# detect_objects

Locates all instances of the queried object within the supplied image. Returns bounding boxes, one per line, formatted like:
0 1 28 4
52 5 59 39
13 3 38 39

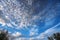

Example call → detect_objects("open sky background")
0 0 60 40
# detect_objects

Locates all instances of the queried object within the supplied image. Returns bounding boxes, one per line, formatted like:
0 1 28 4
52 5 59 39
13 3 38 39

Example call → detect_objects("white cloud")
6 23 11 26
12 32 22 37
29 28 38 36
0 5 4 10
0 0 39 29
0 18 6 26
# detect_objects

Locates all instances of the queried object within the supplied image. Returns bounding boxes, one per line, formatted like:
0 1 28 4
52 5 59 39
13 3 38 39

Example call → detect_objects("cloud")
0 5 4 10
26 0 32 5
0 18 6 26
12 32 22 37
0 0 42 29
29 27 38 36
10 22 60 40
36 23 60 40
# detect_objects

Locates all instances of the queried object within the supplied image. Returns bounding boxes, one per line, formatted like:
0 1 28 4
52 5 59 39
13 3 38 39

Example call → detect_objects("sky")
0 0 60 40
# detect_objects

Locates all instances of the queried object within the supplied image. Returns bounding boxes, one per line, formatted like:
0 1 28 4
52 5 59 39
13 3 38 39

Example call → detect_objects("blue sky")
0 0 60 40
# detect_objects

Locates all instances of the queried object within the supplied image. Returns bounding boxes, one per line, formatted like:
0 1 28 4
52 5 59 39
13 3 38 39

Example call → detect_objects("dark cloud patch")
32 0 48 15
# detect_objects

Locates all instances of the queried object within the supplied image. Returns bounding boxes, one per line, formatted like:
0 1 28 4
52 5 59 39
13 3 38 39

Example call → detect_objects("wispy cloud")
36 23 60 40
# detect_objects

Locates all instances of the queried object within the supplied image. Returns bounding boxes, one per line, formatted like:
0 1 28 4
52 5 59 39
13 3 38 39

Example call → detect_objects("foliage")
0 30 9 40
48 33 60 40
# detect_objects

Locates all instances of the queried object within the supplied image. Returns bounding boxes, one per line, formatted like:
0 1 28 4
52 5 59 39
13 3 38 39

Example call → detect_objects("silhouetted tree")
48 33 60 40
0 30 9 40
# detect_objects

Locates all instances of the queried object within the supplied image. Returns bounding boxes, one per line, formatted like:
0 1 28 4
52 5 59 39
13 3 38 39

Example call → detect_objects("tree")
48 33 60 40
0 30 9 40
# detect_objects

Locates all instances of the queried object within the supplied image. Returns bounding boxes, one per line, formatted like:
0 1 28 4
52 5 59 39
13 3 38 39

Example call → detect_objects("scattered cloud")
12 32 22 37
0 18 6 26
29 27 38 36
0 5 4 10
36 23 60 40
